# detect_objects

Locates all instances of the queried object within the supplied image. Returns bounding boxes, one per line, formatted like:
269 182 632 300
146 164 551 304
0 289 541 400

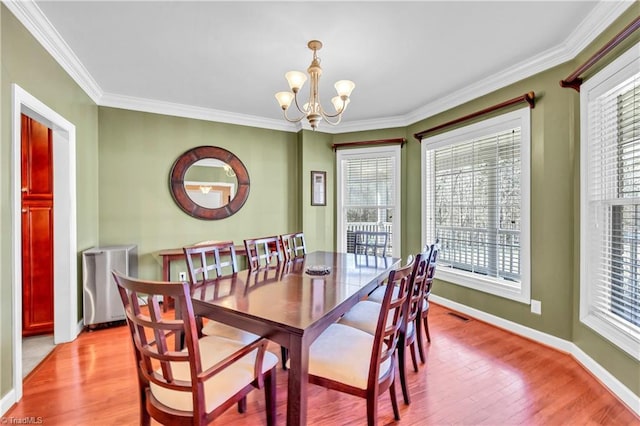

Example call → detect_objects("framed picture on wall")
311 171 326 206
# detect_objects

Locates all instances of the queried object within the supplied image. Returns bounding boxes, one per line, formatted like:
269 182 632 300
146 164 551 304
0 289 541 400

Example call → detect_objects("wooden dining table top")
190 251 398 334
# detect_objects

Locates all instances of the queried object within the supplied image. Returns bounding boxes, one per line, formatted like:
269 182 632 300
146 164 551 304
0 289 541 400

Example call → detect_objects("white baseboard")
1 389 17 417
431 294 640 416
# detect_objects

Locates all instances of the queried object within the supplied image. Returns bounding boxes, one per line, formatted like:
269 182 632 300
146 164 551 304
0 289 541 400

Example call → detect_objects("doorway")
10 85 78 406
21 114 55 337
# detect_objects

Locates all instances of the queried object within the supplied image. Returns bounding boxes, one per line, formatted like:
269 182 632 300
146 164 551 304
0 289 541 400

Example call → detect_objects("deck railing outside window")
346 222 392 254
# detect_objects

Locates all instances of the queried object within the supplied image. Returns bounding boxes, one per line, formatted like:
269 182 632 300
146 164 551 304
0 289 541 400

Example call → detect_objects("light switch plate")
531 299 542 315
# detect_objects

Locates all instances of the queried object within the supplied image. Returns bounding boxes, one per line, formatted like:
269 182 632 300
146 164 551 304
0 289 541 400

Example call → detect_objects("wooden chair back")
368 261 413 391
244 236 284 270
112 271 273 425
404 252 427 336
112 272 205 423
354 231 389 257
183 241 239 283
280 232 307 260
423 239 440 302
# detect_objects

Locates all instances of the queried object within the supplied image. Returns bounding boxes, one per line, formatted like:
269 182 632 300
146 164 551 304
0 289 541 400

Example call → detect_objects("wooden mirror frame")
169 146 250 220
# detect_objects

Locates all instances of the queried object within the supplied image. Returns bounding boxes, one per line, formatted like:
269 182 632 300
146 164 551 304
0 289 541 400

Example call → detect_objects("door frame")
11 84 78 402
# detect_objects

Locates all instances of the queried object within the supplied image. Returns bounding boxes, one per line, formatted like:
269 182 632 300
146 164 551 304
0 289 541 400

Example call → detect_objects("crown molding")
4 0 635 134
99 93 299 132
3 0 103 103
563 0 636 57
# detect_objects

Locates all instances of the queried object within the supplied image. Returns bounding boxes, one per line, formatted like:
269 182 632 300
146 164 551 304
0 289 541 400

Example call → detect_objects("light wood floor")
7 303 638 425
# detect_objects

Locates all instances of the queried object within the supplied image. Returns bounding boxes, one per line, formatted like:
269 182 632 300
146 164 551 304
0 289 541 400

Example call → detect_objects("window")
337 146 401 257
421 108 531 302
580 42 640 360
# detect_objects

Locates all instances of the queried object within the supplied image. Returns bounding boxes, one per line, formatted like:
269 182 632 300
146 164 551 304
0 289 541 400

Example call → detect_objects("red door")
21 114 54 337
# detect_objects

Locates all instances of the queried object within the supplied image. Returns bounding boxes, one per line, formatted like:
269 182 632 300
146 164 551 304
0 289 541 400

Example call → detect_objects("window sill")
436 268 530 304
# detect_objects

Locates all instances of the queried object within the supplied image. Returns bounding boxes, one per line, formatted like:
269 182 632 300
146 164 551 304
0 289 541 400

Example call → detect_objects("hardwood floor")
7 303 638 425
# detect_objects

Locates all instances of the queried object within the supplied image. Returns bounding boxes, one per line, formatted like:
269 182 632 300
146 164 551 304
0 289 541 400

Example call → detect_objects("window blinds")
584 73 640 335
344 156 394 223
427 128 521 282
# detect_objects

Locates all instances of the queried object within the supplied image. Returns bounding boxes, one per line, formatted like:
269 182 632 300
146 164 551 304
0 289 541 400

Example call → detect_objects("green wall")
97 107 301 280
0 5 100 398
299 129 335 252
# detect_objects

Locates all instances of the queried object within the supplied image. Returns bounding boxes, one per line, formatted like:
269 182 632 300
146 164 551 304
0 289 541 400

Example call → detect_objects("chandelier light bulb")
275 91 295 110
331 96 350 113
334 80 355 98
285 71 307 93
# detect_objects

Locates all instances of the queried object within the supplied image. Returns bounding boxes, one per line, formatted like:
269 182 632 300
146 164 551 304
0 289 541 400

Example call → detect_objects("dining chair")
112 271 278 426
244 235 284 270
338 253 424 405
301 261 413 425
353 231 389 257
416 239 440 363
280 231 307 260
366 254 416 304
183 240 239 280
183 241 259 344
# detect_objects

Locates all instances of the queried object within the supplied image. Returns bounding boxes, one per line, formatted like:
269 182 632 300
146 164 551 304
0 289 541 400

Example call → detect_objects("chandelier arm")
292 92 308 115
283 107 306 123
319 108 344 119
319 97 348 119
320 112 343 126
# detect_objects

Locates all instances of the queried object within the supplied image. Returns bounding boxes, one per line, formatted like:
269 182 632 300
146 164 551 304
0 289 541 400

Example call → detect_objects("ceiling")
8 1 634 133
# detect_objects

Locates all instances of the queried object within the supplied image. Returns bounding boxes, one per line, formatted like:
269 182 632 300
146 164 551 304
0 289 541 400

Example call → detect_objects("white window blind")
431 128 521 280
422 108 530 302
580 42 640 360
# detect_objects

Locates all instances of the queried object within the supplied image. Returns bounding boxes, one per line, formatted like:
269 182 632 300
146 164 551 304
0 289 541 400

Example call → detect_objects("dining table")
190 250 400 426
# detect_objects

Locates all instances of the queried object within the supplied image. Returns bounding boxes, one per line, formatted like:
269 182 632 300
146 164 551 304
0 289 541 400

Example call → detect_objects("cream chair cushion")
150 335 278 413
338 301 388 335
339 300 413 337
201 320 260 344
306 323 392 390
367 284 400 304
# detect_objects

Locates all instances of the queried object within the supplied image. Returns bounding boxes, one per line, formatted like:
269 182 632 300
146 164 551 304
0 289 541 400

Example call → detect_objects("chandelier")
275 40 355 130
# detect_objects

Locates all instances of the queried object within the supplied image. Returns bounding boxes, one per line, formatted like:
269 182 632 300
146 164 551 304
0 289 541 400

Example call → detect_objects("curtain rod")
332 138 406 151
413 92 535 141
560 15 640 92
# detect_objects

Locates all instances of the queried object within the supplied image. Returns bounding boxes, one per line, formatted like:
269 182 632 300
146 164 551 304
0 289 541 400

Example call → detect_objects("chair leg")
281 346 288 370
141 388 151 426
265 367 277 426
389 378 401 421
423 313 431 343
237 396 247 413
397 339 410 405
366 388 379 426
415 317 426 364
409 341 419 373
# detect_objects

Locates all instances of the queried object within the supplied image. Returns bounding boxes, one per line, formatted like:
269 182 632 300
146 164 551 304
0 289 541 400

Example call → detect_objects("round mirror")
169 146 250 220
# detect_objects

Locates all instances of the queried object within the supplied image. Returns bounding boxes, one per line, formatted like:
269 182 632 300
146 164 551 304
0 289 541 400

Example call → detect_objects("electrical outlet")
531 299 542 315
179 271 187 281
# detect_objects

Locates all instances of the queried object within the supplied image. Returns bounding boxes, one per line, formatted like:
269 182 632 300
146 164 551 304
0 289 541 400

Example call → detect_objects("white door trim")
10 84 78 403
